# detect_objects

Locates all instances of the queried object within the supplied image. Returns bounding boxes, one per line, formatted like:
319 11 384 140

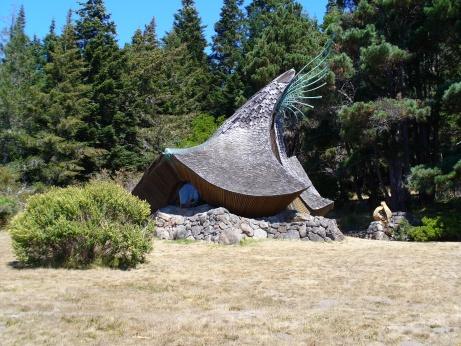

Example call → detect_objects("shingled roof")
133 69 333 217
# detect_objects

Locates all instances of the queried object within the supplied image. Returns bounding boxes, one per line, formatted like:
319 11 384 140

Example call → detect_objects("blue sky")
1 0 327 47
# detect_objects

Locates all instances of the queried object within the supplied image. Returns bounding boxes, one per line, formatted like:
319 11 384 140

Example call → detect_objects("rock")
374 231 389 241
240 223 253 236
308 233 324 242
218 228 242 245
217 214 230 223
366 221 390 240
314 227 326 238
174 225 188 239
172 215 185 225
156 228 171 240
266 226 277 234
294 213 310 222
298 224 307 238
210 207 227 215
191 226 202 238
320 218 330 228
253 228 267 239
282 229 300 240
259 221 269 229
278 224 288 233
218 222 228 230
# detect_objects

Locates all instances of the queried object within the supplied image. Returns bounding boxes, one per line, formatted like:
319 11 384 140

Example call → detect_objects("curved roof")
273 116 333 211
166 69 309 197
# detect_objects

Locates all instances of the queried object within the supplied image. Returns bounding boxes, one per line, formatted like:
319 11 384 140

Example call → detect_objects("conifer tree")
143 17 158 48
0 6 39 164
76 0 138 170
242 0 324 94
210 0 246 115
172 0 208 63
163 1 212 115
25 9 102 184
42 19 58 64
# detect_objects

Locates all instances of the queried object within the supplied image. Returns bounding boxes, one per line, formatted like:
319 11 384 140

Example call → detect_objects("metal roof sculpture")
133 43 334 217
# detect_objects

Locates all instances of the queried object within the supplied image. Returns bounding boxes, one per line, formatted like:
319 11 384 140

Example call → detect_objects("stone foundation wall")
154 205 344 245
364 212 412 240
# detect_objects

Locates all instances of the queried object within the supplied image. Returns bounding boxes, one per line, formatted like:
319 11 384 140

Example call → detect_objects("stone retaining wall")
154 205 344 244
365 212 412 240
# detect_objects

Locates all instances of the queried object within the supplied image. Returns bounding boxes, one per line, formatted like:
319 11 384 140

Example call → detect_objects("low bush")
407 217 443 242
0 196 18 228
9 181 154 268
399 215 460 242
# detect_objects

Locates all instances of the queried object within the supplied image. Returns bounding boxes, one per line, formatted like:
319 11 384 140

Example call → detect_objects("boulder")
218 228 242 245
282 229 300 240
253 228 267 239
240 223 254 236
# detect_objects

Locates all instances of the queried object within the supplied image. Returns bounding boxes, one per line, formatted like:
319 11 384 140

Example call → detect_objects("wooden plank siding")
172 157 302 217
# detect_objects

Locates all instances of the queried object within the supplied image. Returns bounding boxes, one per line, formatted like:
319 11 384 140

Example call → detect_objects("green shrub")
408 217 443 242
8 181 154 269
0 196 18 228
404 215 460 242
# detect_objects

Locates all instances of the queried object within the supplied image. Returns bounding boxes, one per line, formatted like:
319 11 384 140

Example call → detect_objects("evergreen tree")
210 0 246 115
143 17 158 48
0 6 40 164
172 0 207 63
317 0 461 208
163 1 212 115
42 19 58 64
242 0 325 94
23 9 102 184
76 0 138 171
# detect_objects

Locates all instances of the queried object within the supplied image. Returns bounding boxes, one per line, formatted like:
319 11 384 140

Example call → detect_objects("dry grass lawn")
0 232 460 345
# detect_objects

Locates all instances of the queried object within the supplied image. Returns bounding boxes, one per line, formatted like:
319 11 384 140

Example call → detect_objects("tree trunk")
389 157 406 211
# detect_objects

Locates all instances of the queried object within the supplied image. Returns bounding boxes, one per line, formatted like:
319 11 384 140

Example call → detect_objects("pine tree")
210 0 246 115
76 0 138 171
43 19 58 64
0 6 39 164
242 0 325 94
172 0 208 63
161 31 211 115
25 9 102 184
143 17 158 48
163 1 212 115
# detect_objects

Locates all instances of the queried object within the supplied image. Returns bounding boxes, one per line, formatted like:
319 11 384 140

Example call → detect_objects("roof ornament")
276 39 333 124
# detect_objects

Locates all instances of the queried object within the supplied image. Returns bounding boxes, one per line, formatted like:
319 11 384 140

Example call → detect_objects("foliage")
407 165 442 197
8 181 154 268
90 168 143 192
398 214 460 242
407 217 444 242
179 114 225 148
210 0 246 116
243 0 325 94
0 195 17 227
172 0 208 64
